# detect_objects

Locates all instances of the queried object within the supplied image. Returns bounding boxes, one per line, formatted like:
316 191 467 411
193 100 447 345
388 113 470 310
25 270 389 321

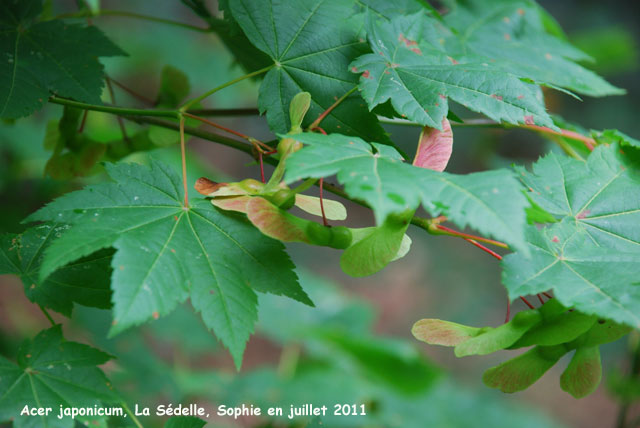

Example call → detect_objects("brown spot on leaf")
362 70 371 79
517 95 524 99
503 16 510 23
439 94 446 100
491 94 504 101
576 210 591 219
524 115 535 125
152 311 159 320
119 265 125 271
552 236 560 243
411 47 422 55
504 33 511 41
545 53 553 60
398 33 418 47
170 248 176 253
517 8 525 15
351 66 358 73
448 56 459 65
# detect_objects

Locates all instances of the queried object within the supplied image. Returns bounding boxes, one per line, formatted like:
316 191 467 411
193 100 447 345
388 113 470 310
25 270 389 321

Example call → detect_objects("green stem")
291 178 317 194
380 117 501 128
179 116 189 207
185 107 260 116
381 117 597 151
49 96 178 118
53 9 210 32
126 116 257 155
39 305 55 326
548 134 584 161
277 344 301 379
121 402 144 428
180 65 273 111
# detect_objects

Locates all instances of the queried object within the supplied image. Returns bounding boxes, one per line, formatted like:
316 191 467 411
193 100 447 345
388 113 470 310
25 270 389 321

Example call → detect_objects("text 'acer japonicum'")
1 1 639 426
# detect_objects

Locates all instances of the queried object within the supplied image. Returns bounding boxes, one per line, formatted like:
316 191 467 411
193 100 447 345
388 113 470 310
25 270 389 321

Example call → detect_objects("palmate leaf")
351 12 555 130
517 144 640 252
27 160 309 367
0 326 119 428
284 132 528 252
502 220 640 328
593 129 640 149
229 0 388 142
0 224 113 316
0 0 126 119
442 0 623 98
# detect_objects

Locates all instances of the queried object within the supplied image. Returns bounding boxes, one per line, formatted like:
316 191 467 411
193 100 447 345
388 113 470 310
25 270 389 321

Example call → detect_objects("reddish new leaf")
413 118 453 172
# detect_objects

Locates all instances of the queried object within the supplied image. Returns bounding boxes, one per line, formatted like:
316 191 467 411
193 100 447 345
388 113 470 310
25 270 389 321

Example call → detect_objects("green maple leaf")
0 224 113 316
502 220 640 329
27 160 310 367
354 0 425 19
593 129 640 149
351 11 555 129
0 325 119 428
443 0 623 97
517 144 640 252
0 0 126 118
229 0 388 142
284 132 528 252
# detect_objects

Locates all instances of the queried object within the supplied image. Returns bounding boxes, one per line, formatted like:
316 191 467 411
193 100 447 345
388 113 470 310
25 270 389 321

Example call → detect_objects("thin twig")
105 78 130 145
39 305 56 326
307 86 357 130
108 76 155 105
186 108 260 116
181 65 273 111
121 402 144 428
435 224 509 249
319 178 328 226
380 117 598 151
54 9 210 32
179 116 189 207
464 238 503 260
520 297 535 309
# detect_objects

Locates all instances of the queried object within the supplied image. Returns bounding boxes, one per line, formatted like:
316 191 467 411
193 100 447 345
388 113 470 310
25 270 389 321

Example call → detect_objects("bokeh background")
1 1 639 427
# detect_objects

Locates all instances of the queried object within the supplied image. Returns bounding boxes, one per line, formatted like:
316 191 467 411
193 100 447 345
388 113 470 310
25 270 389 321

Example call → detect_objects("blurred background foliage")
0 1 639 427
